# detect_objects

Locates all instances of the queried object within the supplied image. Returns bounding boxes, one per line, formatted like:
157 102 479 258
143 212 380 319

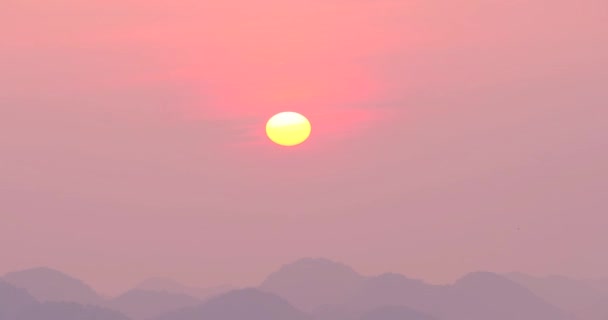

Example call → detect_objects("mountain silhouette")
15 302 129 320
345 272 439 315
3 268 102 305
136 277 232 299
0 281 127 320
108 289 200 320
360 306 438 320
0 281 38 320
313 304 358 320
342 271 573 320
260 259 574 320
155 288 310 320
315 304 437 320
260 258 365 311
0 260 591 320
435 271 573 320
506 272 608 320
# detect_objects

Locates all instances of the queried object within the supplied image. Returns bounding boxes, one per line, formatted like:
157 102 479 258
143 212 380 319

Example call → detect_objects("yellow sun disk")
266 112 311 146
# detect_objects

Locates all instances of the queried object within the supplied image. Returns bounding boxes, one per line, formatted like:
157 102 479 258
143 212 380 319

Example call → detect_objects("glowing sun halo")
266 112 312 147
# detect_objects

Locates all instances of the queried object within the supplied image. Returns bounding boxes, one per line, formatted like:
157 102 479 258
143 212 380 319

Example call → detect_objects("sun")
266 112 312 147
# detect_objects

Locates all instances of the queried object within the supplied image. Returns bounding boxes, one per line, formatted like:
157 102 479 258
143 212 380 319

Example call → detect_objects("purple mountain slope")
107 289 200 320
0 260 587 320
506 273 608 320
155 288 311 320
260 258 366 311
3 268 102 305
345 272 440 315
360 306 438 320
0 281 38 320
16 302 129 320
261 258 575 320
435 272 573 320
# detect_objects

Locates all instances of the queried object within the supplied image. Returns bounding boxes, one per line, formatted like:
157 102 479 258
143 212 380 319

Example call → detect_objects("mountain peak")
260 258 365 312
373 272 426 285
3 267 102 305
6 267 67 279
155 288 310 320
445 272 572 320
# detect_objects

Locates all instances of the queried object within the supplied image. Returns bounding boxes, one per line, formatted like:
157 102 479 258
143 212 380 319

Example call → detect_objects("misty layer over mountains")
1 258 608 320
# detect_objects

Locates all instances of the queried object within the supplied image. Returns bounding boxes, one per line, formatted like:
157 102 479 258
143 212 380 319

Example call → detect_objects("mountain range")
2 258 607 320
506 273 608 320
135 278 233 300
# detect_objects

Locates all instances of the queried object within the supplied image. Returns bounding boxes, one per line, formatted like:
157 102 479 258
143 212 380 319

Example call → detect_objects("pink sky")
1 0 607 295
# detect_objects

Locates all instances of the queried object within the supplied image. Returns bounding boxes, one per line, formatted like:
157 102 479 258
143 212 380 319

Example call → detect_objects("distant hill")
313 304 357 320
260 258 366 311
506 272 608 320
0 260 591 320
136 277 232 299
3 268 102 305
155 288 311 320
315 304 437 320
436 271 572 320
260 258 574 320
345 272 439 315
0 281 38 320
0 281 126 320
107 289 200 320
15 302 129 320
360 306 437 320
344 272 573 320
